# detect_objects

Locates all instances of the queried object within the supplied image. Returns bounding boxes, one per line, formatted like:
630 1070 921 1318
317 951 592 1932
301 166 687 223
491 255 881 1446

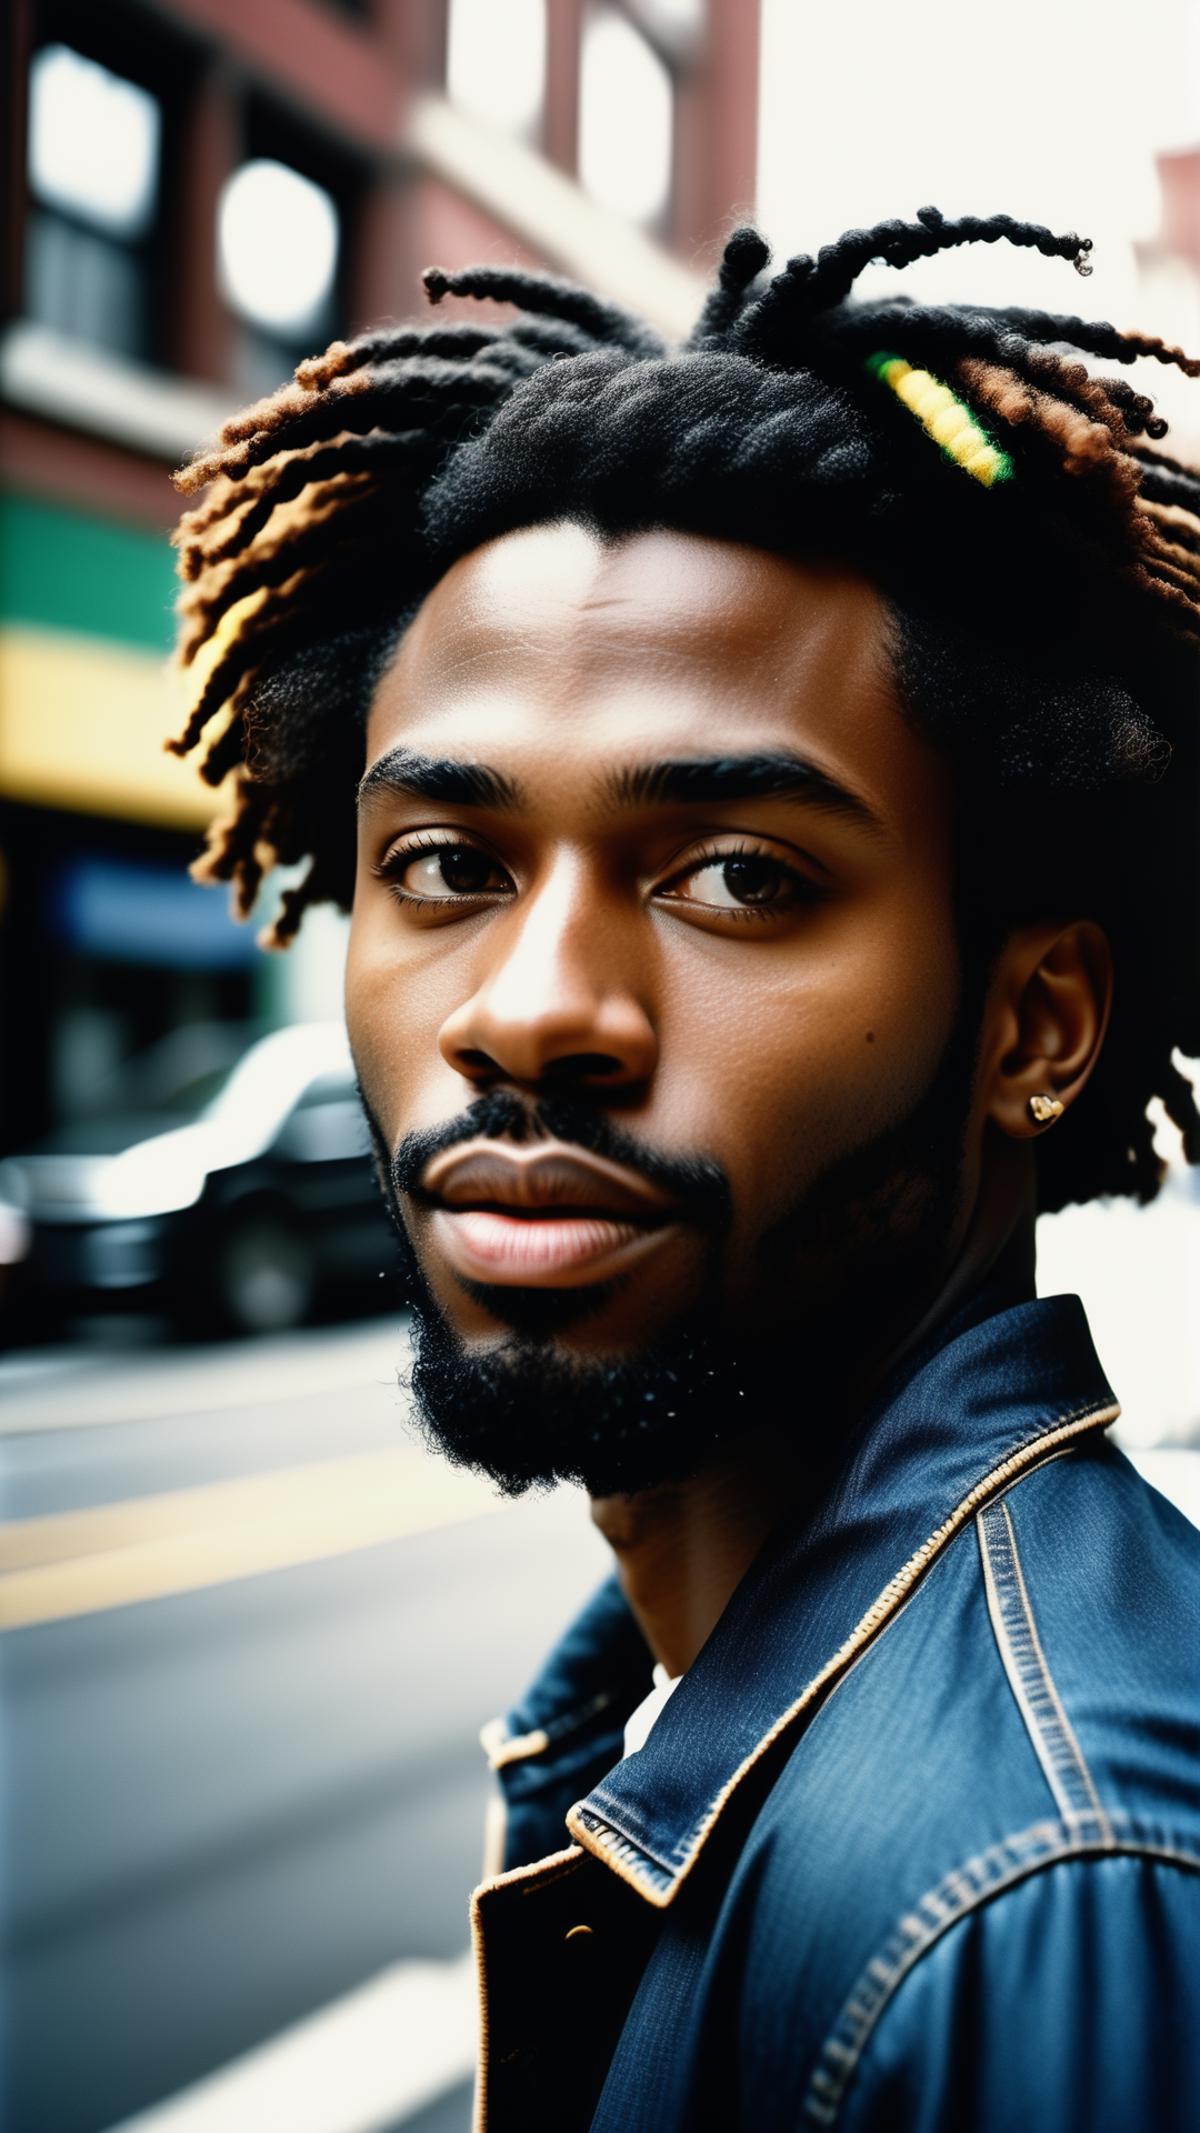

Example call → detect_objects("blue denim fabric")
472 1295 1200 2131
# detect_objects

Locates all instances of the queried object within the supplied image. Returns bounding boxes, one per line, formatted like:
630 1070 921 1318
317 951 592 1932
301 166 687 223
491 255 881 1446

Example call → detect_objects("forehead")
367 522 943 824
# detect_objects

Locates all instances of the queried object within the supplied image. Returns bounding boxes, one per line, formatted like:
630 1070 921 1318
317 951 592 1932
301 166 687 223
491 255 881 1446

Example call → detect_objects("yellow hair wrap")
866 353 1012 487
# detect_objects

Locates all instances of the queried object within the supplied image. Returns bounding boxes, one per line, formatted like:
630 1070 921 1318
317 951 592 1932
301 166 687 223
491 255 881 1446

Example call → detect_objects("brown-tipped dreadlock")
170 206 1200 1211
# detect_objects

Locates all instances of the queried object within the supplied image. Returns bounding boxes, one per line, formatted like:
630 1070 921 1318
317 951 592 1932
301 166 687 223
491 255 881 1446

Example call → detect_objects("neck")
592 1185 1036 1679
590 1424 814 1681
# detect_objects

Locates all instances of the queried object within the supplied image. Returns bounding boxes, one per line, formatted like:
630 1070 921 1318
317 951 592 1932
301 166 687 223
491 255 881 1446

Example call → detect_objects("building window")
579 6 673 228
24 43 161 361
628 0 706 53
217 158 341 396
446 0 547 140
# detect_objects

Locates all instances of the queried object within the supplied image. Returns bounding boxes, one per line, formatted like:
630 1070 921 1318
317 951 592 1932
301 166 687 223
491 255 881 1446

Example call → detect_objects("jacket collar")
491 1294 1118 1908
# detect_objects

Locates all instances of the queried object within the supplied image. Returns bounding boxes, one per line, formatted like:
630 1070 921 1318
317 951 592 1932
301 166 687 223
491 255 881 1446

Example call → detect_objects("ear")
980 920 1113 1142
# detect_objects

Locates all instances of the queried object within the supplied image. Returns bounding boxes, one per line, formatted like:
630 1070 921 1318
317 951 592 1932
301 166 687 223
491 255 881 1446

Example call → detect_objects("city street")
0 1317 611 2133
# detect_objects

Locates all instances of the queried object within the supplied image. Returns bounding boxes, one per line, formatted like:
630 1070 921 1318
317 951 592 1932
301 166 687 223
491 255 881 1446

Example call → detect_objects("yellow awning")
0 625 218 830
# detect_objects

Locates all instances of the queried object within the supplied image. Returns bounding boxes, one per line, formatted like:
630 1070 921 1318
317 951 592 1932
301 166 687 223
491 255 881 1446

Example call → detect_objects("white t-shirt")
622 1663 682 1758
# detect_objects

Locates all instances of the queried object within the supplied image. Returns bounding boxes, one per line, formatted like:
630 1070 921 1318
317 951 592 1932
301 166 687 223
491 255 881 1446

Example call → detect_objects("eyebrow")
357 745 882 834
608 753 883 831
358 747 524 812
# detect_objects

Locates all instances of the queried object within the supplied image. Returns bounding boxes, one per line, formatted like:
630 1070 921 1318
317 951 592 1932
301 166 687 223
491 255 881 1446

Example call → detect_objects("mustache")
385 1089 732 1231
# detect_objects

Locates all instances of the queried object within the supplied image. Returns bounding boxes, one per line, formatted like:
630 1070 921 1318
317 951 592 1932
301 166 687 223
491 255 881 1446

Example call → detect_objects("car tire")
207 1206 316 1337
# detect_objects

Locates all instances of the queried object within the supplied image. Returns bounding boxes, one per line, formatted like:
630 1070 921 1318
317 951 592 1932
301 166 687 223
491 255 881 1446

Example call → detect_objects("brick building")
0 0 759 1148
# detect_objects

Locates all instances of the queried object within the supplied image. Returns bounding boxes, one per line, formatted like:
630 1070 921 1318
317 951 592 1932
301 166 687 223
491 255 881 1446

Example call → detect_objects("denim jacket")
473 1295 1200 2132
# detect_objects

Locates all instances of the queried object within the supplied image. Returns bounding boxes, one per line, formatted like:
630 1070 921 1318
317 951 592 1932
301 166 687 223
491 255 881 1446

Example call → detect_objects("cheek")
657 884 961 1215
344 904 455 1134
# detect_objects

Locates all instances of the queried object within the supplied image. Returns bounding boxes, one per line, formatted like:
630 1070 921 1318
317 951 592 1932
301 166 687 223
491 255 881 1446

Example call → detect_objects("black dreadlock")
170 208 1200 1213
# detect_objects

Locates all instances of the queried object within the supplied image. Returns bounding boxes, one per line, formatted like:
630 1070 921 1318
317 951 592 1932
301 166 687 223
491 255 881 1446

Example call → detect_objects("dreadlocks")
170 206 1200 1213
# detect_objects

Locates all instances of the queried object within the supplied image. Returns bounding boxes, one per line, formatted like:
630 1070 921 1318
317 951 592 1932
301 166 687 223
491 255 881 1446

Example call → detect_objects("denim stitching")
660 1402 1117 1871
978 1496 1112 1837
567 1398 1118 1906
469 1842 585 2133
481 1686 621 1770
570 1805 677 1892
538 1686 622 1745
480 1716 551 1770
802 1818 1200 2125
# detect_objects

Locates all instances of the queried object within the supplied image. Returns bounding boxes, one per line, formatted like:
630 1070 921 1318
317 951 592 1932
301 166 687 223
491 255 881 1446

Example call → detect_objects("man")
172 209 1200 2129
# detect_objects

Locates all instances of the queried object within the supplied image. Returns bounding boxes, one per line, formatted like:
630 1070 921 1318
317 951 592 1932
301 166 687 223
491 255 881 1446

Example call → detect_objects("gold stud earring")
1029 1093 1065 1126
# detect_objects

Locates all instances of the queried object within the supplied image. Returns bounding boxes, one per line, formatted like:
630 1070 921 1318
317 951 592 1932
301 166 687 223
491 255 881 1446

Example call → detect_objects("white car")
3 1023 395 1337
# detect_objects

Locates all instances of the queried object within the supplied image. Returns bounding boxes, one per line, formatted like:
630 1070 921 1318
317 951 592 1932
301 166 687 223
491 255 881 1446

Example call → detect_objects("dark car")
1 1023 396 1336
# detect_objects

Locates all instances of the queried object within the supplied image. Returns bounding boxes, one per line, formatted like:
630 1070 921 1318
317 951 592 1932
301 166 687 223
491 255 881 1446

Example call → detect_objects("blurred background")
1 2 1198 2129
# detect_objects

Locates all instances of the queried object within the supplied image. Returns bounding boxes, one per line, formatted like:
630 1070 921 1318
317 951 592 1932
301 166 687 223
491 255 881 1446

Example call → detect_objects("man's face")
346 524 971 1494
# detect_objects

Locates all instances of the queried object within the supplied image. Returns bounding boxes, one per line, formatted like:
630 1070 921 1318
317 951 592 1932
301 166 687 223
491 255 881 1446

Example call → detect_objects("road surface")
0 1317 611 2133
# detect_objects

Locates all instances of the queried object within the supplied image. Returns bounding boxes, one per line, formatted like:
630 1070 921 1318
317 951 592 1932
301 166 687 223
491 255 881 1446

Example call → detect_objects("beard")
359 1008 980 1501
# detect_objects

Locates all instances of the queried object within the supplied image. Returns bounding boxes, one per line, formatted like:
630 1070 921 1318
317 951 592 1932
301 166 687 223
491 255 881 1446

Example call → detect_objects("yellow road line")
0 1448 504 1631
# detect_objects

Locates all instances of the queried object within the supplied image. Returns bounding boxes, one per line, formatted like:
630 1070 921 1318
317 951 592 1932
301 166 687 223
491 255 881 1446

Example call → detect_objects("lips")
417 1141 679 1287
422 1143 676 1220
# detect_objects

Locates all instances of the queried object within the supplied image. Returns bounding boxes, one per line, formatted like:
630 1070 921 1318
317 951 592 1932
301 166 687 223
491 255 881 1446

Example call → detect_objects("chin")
401 1268 766 1498
450 1273 629 1344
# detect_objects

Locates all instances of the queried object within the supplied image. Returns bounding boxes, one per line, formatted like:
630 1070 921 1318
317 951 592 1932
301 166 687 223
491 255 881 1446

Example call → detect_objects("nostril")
543 1053 626 1082
457 1048 499 1076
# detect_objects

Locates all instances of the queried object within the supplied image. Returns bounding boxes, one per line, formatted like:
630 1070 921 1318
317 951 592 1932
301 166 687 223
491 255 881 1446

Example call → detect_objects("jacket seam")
802 1822 1200 2126
469 1842 586 2133
976 1495 1113 1839
783 1539 963 1739
481 1686 622 1771
567 1396 1118 1906
788 1441 1090 1759
480 1716 551 1770
571 1805 680 1885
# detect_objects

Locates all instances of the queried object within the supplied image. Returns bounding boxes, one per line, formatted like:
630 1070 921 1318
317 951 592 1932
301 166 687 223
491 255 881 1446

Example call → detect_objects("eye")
662 846 821 916
380 838 511 904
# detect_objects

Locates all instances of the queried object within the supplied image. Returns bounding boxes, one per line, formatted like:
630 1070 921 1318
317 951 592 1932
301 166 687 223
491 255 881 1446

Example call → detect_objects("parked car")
0 1182 31 1346
1 1023 397 1336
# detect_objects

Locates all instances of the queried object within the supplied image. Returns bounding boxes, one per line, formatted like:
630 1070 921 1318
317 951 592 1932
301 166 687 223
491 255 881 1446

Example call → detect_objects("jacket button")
565 1923 594 1943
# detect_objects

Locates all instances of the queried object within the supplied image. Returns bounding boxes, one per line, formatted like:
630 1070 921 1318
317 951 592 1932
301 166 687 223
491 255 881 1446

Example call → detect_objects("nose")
437 858 658 1092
